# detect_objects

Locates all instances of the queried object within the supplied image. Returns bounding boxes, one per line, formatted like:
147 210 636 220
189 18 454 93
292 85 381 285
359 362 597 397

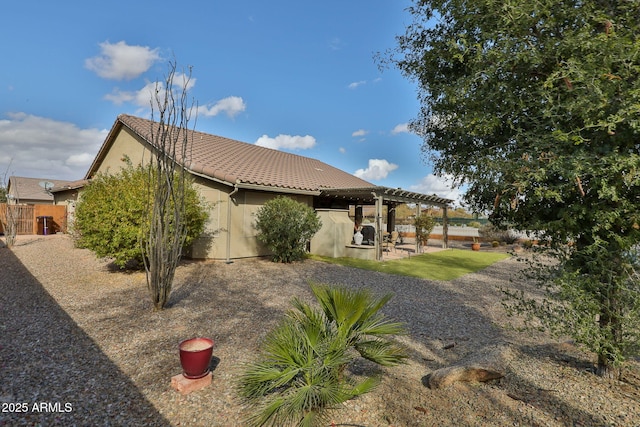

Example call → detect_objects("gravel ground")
1 235 639 426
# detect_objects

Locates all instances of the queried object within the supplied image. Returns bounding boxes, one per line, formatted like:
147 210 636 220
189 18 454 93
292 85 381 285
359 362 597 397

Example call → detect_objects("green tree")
75 162 207 270
237 283 406 427
386 0 640 378
254 196 322 263
414 213 436 249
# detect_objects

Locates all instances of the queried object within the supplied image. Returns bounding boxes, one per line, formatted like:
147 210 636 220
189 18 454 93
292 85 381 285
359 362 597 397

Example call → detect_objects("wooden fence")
0 204 67 235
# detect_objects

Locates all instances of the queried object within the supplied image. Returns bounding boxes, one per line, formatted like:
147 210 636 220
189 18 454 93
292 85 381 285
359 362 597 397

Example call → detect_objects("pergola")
319 186 453 260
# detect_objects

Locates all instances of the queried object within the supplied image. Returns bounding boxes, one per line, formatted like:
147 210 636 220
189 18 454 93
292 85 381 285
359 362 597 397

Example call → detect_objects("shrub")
414 213 436 247
237 284 407 427
254 196 321 263
479 223 518 244
467 221 482 228
74 163 208 268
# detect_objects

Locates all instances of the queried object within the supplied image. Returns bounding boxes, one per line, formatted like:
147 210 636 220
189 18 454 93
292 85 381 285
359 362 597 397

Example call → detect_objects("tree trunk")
596 354 620 380
596 280 623 380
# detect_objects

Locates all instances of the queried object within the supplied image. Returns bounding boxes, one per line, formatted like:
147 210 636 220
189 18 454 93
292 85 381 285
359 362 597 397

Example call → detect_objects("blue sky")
0 1 460 203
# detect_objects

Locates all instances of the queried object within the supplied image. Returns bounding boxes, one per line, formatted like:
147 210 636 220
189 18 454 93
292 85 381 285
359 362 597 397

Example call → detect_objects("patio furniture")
383 231 399 252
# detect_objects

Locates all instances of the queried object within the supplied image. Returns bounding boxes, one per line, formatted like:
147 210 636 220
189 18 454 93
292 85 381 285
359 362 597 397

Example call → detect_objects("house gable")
86 122 153 178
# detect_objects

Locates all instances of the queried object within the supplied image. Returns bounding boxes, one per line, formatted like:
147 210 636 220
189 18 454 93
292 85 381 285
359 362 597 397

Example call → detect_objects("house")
7 176 73 205
74 114 452 261
2 176 71 234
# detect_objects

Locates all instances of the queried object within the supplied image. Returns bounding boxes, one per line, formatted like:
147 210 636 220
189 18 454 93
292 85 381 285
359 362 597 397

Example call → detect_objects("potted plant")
179 337 214 379
471 237 481 251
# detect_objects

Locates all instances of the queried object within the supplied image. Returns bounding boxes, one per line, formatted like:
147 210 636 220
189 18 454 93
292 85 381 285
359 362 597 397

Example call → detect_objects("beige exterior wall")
222 191 313 260
310 209 354 258
94 128 152 175
53 189 79 234
187 178 226 259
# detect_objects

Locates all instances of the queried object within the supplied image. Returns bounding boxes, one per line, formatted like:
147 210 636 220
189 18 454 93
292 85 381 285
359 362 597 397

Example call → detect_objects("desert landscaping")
1 234 639 426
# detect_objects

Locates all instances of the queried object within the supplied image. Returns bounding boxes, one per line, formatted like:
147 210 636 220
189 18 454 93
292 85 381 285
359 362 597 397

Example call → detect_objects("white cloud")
85 40 161 80
391 123 409 134
0 113 107 180
198 96 246 118
255 134 316 150
103 74 246 119
104 87 137 105
65 153 96 166
348 80 366 89
354 159 398 181
104 73 200 108
339 147 346 154
409 174 463 205
352 129 368 137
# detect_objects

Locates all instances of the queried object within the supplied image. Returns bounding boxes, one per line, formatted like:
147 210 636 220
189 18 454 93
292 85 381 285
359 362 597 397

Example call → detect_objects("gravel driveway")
1 235 638 426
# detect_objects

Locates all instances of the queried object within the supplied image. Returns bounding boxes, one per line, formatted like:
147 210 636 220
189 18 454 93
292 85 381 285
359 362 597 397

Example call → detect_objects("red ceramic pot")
179 337 214 379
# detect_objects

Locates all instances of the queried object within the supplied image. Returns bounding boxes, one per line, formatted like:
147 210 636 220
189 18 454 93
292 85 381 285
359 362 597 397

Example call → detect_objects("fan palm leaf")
237 283 407 426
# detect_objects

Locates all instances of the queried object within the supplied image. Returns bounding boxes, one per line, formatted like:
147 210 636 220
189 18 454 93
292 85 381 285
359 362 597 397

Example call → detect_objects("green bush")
254 196 321 263
237 284 407 427
414 213 436 246
74 163 208 268
467 221 482 228
479 223 518 244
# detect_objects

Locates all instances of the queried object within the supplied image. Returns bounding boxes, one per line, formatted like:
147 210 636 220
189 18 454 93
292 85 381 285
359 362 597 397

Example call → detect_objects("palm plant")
237 284 407 427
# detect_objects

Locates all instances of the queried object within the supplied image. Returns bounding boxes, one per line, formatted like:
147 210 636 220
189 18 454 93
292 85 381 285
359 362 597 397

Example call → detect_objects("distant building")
7 176 72 205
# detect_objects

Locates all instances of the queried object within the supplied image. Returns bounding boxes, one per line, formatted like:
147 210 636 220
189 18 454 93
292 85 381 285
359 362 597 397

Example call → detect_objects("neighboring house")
7 176 73 205
3 176 71 234
76 114 452 261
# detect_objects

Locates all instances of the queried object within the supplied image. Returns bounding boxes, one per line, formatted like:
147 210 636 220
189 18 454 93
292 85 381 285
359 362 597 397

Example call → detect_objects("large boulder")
426 344 513 389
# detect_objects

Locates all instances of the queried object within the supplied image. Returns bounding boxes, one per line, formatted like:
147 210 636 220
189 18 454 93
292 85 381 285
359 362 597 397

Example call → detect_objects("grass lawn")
310 249 511 281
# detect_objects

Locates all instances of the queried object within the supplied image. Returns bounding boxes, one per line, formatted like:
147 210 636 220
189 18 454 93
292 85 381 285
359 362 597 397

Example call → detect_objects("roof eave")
236 182 321 196
319 186 453 207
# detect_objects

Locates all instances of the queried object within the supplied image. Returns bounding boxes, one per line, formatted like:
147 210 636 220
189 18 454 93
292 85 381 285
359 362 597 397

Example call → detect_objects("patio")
381 240 448 260
313 186 454 261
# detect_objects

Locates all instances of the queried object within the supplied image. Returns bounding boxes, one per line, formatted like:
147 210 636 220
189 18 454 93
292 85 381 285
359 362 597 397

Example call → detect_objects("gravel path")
1 235 638 426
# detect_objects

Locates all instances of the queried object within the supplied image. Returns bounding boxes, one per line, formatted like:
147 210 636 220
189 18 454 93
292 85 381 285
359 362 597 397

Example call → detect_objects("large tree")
386 0 640 377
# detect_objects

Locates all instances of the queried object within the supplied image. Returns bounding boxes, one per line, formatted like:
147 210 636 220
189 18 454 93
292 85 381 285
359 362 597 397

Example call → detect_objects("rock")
426 344 513 389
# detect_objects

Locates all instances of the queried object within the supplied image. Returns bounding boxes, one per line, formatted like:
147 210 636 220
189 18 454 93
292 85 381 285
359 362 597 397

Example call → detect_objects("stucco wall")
310 209 353 258
94 128 152 175
220 191 313 260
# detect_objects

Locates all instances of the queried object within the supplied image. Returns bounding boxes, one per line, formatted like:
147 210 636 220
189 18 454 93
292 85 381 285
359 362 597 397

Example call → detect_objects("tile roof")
50 179 90 192
115 114 375 193
8 176 73 202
